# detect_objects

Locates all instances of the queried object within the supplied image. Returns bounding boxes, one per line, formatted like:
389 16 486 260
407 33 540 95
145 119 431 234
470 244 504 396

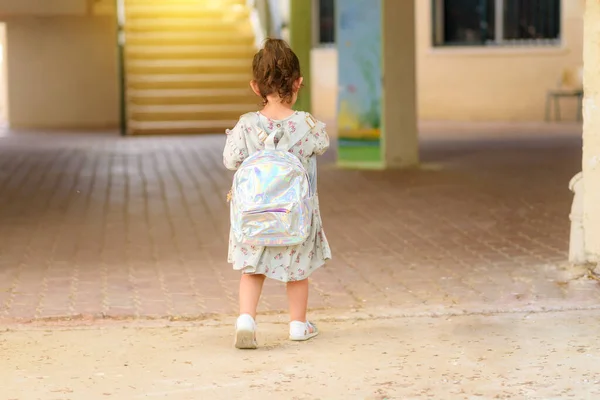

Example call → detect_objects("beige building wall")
582 0 600 261
0 0 88 16
310 48 337 126
418 0 584 122
0 0 119 130
0 24 7 123
5 16 119 129
311 0 584 123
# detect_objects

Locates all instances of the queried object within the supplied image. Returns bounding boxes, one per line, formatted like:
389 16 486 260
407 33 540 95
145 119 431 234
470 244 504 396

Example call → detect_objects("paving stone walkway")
0 123 597 322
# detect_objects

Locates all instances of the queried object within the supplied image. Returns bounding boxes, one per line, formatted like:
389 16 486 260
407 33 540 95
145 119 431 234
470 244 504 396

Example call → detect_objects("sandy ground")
2 309 600 400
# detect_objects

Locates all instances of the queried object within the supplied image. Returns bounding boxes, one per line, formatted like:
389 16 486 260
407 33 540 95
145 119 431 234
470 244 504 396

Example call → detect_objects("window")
314 0 335 45
503 0 560 42
432 0 561 47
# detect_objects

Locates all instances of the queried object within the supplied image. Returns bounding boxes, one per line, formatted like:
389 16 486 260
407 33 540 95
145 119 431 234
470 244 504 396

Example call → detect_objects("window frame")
432 0 562 48
312 0 336 48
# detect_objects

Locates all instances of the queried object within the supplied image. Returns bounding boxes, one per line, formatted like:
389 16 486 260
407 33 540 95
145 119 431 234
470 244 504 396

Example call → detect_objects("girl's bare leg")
239 274 266 319
286 278 309 322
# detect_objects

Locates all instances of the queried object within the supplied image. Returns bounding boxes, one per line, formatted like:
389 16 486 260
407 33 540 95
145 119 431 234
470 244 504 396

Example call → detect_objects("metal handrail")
249 0 283 42
116 0 127 136
266 0 283 39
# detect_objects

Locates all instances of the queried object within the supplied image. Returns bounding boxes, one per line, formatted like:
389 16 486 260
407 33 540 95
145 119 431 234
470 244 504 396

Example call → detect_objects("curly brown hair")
252 38 302 105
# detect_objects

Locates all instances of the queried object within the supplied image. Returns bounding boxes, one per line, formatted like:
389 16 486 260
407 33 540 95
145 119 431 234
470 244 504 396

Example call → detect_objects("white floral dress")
223 111 332 282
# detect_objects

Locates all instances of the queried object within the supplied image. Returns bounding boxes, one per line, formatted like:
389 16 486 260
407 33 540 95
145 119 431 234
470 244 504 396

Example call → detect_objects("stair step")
125 31 255 46
125 0 245 5
129 103 252 121
126 58 251 74
130 103 253 112
126 45 254 54
126 4 248 18
128 88 257 105
125 18 250 32
126 45 255 60
127 73 251 90
129 96 257 106
122 0 256 136
127 74 250 83
127 81 250 90
127 59 250 67
128 119 241 135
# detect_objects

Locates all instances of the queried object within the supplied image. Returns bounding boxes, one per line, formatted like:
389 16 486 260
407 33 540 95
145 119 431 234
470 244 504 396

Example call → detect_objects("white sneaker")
289 320 319 341
235 314 258 349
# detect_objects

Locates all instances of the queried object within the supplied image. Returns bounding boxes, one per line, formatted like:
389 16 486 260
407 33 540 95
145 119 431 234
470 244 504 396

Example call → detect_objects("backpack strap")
285 113 319 152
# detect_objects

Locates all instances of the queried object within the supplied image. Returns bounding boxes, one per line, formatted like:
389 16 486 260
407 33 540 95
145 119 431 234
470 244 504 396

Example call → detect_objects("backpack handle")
264 127 292 151
258 113 316 152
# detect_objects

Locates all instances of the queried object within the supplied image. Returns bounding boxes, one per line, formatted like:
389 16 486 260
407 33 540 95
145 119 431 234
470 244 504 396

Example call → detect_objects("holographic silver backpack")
229 114 317 247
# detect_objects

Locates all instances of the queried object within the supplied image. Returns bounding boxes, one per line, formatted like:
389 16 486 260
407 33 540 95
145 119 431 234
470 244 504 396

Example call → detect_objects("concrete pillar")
289 0 311 112
582 0 600 261
382 0 419 168
335 0 418 169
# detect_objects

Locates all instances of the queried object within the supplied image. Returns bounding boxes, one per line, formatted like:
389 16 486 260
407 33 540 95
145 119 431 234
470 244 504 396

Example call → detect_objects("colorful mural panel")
336 0 382 168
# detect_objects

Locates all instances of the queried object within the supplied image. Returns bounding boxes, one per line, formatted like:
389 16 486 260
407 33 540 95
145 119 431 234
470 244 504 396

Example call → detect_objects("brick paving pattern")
0 124 597 322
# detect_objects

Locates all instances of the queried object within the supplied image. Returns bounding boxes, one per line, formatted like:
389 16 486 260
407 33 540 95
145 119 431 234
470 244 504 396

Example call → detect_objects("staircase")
123 0 259 135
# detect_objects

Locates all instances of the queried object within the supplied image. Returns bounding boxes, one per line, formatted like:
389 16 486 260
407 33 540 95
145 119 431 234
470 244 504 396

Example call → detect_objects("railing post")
494 0 503 44
116 0 127 136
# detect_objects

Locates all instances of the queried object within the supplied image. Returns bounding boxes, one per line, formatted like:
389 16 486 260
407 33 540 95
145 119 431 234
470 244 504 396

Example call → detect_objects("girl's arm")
312 120 330 156
223 120 250 171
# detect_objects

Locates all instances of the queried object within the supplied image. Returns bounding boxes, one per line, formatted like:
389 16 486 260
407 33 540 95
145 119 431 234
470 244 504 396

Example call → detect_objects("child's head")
251 38 303 106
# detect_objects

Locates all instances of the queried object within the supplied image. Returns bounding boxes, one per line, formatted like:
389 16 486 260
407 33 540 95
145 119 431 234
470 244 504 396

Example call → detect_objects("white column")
582 0 600 261
381 0 419 168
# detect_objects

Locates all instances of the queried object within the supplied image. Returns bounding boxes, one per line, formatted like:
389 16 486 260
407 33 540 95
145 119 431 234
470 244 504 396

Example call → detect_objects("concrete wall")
310 47 337 126
310 0 584 123
6 16 119 129
582 0 600 261
0 24 6 123
0 0 88 16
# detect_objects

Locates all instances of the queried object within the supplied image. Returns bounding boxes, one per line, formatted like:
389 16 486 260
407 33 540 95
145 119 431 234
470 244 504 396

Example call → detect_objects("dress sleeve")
223 120 250 171
312 120 330 156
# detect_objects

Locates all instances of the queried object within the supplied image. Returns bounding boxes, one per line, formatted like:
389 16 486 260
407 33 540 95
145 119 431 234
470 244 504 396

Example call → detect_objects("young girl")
223 38 331 349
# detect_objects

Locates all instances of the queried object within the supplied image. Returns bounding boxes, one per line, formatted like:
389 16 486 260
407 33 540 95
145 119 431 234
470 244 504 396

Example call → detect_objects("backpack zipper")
244 208 290 215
